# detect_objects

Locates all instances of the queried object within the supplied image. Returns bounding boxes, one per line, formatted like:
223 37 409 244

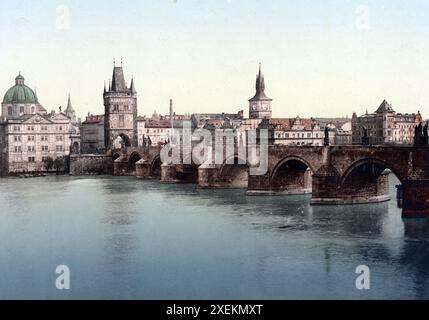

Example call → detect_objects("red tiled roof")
269 118 316 131
145 119 171 128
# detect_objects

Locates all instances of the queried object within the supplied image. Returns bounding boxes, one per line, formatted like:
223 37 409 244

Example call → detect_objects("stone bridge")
115 145 429 217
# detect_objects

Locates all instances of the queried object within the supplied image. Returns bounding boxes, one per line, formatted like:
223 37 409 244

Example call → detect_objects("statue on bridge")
324 127 330 146
424 122 428 142
414 122 428 146
361 126 369 146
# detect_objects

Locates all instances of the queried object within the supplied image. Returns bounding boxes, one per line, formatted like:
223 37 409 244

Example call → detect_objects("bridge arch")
128 152 142 174
270 156 314 194
340 157 405 185
149 155 162 179
338 157 402 204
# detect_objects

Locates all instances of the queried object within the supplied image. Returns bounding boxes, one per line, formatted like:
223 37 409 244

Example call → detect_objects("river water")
0 175 428 300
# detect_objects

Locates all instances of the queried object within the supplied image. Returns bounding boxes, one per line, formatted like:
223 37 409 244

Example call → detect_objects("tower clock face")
252 104 257 110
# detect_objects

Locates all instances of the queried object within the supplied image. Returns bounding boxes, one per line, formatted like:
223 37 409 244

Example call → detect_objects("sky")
1 0 429 119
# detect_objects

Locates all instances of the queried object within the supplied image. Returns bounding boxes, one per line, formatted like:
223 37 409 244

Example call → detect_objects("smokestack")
169 99 173 120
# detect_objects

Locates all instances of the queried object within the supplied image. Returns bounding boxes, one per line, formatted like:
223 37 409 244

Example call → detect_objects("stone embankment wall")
69 154 113 176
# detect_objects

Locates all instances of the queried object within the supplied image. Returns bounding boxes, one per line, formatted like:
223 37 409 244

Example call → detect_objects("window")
56 136 63 141
14 146 22 152
113 105 119 112
41 126 48 131
8 107 12 115
28 146 35 152
28 157 35 163
28 136 35 142
20 106 24 113
124 105 129 111
13 126 20 132
119 115 125 128
41 136 48 141
14 136 21 142
27 126 35 131
42 146 49 152
56 145 64 152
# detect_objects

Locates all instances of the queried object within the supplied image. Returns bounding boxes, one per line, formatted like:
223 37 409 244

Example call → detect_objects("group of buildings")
0 64 424 175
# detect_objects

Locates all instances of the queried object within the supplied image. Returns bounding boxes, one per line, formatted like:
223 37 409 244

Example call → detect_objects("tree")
43 157 54 172
53 157 64 174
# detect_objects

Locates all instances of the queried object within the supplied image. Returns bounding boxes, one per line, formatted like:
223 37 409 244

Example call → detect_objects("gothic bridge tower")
104 61 137 149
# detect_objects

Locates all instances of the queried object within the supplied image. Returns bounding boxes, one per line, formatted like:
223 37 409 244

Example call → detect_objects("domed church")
0 73 76 175
1 73 46 118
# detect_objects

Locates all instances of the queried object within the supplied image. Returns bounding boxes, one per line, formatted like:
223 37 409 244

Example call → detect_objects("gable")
50 113 70 121
22 114 53 124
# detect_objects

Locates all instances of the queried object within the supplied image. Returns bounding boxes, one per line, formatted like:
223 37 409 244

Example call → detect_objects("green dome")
2 74 38 104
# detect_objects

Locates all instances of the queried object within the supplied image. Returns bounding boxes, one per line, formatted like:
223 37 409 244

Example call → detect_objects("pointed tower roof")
111 66 128 92
376 99 394 113
130 77 136 94
65 93 74 113
249 63 272 101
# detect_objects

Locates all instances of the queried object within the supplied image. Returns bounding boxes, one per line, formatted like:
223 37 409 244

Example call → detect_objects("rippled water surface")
0 176 428 299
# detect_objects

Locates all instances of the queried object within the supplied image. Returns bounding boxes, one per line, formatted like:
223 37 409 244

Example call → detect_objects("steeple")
66 93 74 112
257 63 264 92
248 63 273 120
65 93 76 122
130 77 136 94
249 63 271 102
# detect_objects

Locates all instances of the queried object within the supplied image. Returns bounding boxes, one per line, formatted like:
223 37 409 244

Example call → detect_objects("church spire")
65 93 76 122
130 77 136 94
67 93 73 109
249 63 271 102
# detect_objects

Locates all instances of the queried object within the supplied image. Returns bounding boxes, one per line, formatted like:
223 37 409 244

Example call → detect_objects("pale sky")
1 0 429 120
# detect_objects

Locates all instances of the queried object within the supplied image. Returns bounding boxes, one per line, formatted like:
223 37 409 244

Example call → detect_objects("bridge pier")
113 157 128 176
198 163 222 188
135 159 150 179
310 165 341 204
402 180 429 217
161 164 180 183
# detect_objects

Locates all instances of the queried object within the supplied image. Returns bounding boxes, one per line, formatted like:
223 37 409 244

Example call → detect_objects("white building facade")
0 74 74 175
